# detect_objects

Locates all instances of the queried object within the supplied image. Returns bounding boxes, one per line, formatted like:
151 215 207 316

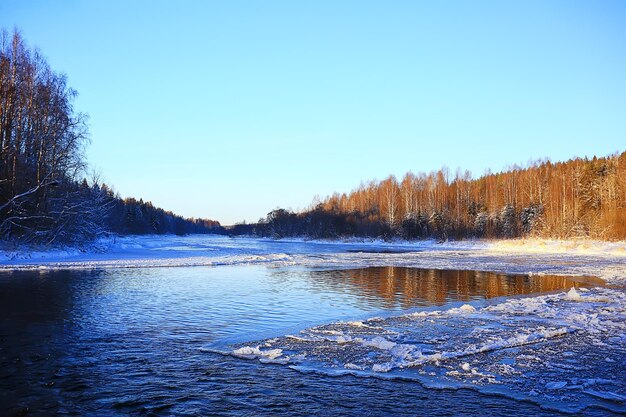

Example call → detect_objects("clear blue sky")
1 1 625 225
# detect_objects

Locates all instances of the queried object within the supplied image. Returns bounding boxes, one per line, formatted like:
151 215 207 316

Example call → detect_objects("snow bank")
482 238 626 257
2 235 626 286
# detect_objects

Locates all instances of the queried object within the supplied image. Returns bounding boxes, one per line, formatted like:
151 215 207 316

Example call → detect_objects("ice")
449 304 476 314
224 287 626 414
360 336 396 350
231 345 283 359
2 235 626 286
231 346 288 363
344 363 365 370
546 381 567 390
372 363 393 373
584 389 626 403
345 321 366 327
565 287 582 301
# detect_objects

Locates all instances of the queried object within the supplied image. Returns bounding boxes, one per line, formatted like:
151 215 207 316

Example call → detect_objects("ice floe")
223 287 626 414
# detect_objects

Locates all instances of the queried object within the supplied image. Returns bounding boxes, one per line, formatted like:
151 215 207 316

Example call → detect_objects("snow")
0 235 295 270
2 235 626 286
485 238 626 257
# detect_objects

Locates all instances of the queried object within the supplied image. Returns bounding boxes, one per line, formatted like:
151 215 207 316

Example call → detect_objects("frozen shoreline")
224 285 626 414
1 234 625 285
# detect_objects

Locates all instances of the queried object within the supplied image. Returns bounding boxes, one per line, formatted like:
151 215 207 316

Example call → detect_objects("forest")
0 30 221 245
244 152 626 241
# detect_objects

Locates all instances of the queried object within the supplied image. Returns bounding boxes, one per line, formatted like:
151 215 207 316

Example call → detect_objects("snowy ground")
2 234 625 413
1 234 625 284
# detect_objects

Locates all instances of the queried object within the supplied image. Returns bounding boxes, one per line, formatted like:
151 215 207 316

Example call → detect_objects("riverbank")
1 235 625 285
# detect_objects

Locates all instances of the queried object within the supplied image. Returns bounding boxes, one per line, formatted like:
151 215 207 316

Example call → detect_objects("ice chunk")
372 363 393 373
546 381 568 390
232 346 284 361
361 336 396 350
449 304 476 314
584 389 626 403
565 287 582 301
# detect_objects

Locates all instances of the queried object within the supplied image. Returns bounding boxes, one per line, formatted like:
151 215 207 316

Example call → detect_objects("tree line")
242 152 626 241
4 29 623 245
101 186 221 236
0 29 220 245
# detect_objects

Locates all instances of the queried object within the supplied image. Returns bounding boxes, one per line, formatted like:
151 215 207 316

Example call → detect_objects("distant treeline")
0 29 220 245
102 189 222 236
231 152 626 241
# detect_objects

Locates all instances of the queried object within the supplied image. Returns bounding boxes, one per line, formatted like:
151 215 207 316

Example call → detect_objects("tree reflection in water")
300 267 603 309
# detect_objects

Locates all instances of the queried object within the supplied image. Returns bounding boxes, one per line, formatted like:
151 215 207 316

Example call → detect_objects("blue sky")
1 1 625 225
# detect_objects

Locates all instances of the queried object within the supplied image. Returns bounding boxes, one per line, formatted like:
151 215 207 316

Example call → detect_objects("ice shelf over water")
224 287 626 414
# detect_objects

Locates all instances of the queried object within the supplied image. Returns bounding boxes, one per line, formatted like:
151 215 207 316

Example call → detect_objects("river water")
0 243 616 416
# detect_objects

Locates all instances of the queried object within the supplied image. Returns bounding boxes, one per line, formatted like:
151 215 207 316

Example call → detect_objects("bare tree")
0 29 90 244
